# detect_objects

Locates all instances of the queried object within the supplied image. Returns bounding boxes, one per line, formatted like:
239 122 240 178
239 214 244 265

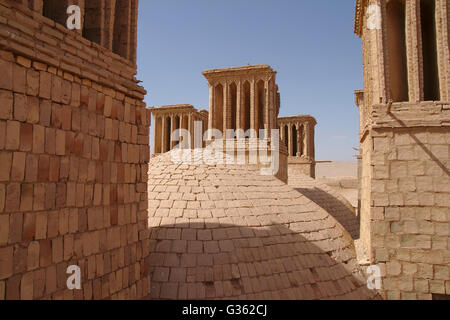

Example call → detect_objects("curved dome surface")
145 152 378 300
288 173 360 240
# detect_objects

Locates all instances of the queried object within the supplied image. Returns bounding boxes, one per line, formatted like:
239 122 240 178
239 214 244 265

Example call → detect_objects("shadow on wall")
294 188 360 240
142 223 377 300
388 113 450 177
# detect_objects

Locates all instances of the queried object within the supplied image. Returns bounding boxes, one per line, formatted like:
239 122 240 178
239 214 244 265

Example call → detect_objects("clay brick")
5 275 20 300
5 184 20 213
6 120 20 150
61 80 71 105
11 152 26 182
20 184 33 213
51 103 63 129
0 281 4 300
27 242 40 271
13 65 26 94
20 122 33 152
33 124 45 154
0 246 14 280
40 240 52 268
38 155 50 181
26 69 39 96
39 100 52 127
68 209 78 234
0 60 12 90
63 234 73 261
24 154 38 183
47 210 59 239
45 265 57 295
0 215 9 246
39 72 52 99
56 130 66 156
104 96 112 117
33 184 45 212
0 90 13 120
45 127 56 155
35 213 47 240
79 86 89 108
0 121 5 150
52 237 63 264
0 153 12 182
71 83 80 107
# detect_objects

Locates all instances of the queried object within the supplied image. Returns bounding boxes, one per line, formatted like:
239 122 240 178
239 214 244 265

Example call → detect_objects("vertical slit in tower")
113 0 132 59
386 0 409 102
420 0 440 101
292 125 298 157
243 81 251 133
214 84 224 133
42 0 68 26
83 0 104 45
230 82 237 131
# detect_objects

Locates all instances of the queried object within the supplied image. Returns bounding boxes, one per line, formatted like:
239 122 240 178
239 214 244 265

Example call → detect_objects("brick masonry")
355 0 450 300
0 0 151 300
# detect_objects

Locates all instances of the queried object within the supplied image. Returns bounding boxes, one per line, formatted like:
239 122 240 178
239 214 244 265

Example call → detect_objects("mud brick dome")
146 152 379 300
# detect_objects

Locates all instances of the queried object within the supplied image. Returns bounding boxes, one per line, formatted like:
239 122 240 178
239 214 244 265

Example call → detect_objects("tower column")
250 79 256 138
265 79 270 136
304 122 310 158
188 112 194 149
236 81 242 136
170 114 175 150
288 123 293 157
161 114 166 153
152 114 157 154
224 82 230 138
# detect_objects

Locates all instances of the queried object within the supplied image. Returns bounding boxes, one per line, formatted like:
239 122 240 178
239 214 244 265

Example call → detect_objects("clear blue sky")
137 0 362 161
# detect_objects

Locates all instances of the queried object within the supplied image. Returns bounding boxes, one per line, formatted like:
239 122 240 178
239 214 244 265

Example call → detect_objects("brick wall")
0 0 150 300
362 103 450 300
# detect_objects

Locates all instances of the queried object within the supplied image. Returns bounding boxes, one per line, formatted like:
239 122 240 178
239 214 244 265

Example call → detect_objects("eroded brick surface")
144 152 379 300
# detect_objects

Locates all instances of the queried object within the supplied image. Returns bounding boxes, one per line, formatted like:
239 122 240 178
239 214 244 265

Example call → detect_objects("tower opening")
292 125 298 157
284 125 289 149
165 116 171 153
421 0 440 101
173 116 180 149
230 82 237 131
42 0 67 26
113 0 131 59
299 124 304 156
256 80 265 137
243 81 251 133
83 0 103 45
155 116 162 154
214 84 224 133
386 0 409 102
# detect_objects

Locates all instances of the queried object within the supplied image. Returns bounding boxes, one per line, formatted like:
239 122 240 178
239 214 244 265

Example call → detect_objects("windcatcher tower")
278 115 317 178
355 0 449 300
202 65 288 182
0 0 151 299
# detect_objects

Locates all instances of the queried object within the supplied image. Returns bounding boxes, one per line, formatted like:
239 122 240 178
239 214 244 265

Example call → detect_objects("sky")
136 0 363 161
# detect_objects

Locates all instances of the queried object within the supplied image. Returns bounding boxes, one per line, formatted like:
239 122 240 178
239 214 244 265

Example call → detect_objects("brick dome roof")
145 152 378 300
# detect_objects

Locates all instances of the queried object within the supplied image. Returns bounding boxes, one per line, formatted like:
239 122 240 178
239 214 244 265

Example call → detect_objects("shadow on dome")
142 222 380 300
294 188 361 240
